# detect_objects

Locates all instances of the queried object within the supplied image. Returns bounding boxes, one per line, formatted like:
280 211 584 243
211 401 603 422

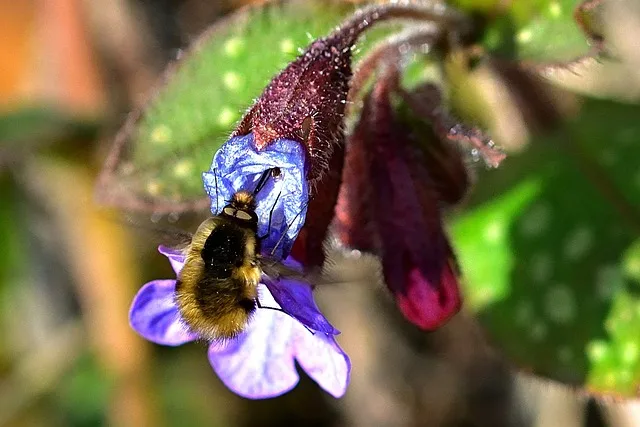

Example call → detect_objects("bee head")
218 168 281 228
221 191 258 226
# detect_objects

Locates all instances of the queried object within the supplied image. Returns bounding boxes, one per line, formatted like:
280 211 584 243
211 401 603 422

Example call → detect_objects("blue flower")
202 133 309 260
129 133 350 398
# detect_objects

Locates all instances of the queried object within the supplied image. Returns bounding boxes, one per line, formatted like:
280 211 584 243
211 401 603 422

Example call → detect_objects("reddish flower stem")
347 27 442 116
333 2 471 48
398 85 506 168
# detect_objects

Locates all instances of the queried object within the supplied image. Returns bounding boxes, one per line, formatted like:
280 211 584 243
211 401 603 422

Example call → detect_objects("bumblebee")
175 168 286 340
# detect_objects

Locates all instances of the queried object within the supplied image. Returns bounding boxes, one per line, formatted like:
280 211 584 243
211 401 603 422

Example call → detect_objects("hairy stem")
333 2 472 49
348 27 442 115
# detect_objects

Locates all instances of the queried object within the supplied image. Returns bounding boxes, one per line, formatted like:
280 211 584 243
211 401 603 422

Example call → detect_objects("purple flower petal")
208 285 349 399
129 279 197 346
202 134 309 259
208 288 299 399
263 276 339 335
158 245 185 275
293 328 350 398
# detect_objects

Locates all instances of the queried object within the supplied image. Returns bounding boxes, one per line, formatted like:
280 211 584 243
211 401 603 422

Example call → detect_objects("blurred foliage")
54 353 111 427
453 97 640 397
476 0 598 61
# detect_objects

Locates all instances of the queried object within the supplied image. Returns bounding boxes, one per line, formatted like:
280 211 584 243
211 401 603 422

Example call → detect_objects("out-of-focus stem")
81 0 161 106
29 157 160 427
347 27 441 116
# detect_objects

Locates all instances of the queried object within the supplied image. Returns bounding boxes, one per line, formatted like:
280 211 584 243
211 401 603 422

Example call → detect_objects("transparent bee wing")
111 211 201 263
259 254 370 288
258 255 310 282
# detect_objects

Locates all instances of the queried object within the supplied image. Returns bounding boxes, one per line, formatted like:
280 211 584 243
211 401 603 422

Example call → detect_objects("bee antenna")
270 200 310 257
259 190 282 241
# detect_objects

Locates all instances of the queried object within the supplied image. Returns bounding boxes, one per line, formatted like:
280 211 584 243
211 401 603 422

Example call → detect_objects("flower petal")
371 125 462 330
158 245 185 275
129 279 197 346
294 330 350 398
208 285 349 399
262 275 340 335
202 134 309 259
208 288 299 399
333 113 377 252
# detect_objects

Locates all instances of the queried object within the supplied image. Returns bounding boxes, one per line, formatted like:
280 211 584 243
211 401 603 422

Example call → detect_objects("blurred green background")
0 0 638 426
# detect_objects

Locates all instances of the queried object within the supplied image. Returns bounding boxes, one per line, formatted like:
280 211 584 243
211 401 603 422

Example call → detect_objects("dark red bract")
233 35 352 183
232 3 471 183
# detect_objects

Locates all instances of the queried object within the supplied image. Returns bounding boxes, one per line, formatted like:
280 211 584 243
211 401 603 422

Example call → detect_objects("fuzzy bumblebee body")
176 190 264 340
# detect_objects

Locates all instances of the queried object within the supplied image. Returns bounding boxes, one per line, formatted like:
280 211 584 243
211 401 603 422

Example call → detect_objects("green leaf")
451 178 543 310
0 176 28 363
622 239 640 285
99 0 396 212
452 96 640 397
447 0 501 15
514 0 591 62
477 0 601 63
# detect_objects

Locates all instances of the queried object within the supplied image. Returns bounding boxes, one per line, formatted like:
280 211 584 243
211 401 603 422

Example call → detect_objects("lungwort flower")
225 6 479 330
129 135 350 399
130 2 496 398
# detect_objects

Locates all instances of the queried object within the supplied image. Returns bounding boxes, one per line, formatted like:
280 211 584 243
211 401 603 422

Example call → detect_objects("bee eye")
235 210 253 221
223 207 235 216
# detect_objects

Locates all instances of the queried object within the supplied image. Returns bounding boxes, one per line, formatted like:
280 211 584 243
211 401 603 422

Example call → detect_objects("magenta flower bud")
334 72 462 330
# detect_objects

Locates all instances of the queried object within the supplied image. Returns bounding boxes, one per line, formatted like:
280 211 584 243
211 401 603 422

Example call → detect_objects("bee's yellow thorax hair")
231 191 255 210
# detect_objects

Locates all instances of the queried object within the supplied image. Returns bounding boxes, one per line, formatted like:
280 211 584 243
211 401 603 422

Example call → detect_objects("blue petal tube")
202 133 309 259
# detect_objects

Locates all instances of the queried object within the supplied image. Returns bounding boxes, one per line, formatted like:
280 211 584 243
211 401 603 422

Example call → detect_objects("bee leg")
213 167 219 213
255 298 286 313
258 190 282 241
269 199 310 257
255 299 315 335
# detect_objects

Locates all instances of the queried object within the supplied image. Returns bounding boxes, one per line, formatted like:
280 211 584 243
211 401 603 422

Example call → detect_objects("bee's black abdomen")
201 223 246 279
